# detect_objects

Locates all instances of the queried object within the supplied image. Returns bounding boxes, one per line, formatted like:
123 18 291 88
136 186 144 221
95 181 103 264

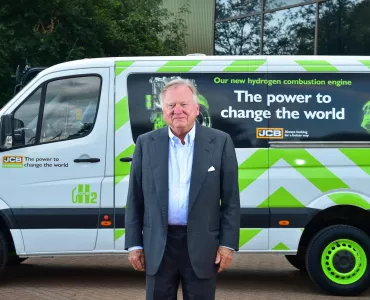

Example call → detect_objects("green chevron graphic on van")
339 148 370 175
238 149 268 190
238 149 348 193
113 59 370 75
272 242 290 251
115 145 135 185
360 60 370 69
258 187 305 208
274 149 348 192
115 96 129 131
295 60 338 72
156 60 201 72
223 60 266 72
115 61 135 76
329 192 370 210
239 229 262 248
115 229 125 241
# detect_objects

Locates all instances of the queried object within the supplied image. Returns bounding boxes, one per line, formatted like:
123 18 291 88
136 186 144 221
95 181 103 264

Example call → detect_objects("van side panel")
266 58 370 252
113 58 271 251
95 65 116 251
114 62 136 249
113 56 370 253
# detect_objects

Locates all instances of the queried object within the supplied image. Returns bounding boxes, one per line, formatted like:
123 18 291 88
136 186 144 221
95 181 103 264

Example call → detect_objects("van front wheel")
306 225 370 296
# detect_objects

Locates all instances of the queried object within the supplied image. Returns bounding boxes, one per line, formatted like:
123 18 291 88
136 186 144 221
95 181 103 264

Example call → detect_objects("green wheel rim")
321 239 367 285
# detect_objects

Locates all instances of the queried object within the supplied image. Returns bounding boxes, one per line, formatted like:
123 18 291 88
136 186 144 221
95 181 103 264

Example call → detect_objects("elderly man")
125 78 240 300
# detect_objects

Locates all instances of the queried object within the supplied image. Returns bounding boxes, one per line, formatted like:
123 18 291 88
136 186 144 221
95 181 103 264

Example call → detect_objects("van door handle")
120 157 132 162
74 158 100 163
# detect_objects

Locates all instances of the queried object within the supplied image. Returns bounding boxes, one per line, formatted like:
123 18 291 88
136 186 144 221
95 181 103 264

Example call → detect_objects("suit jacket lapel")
149 127 169 226
188 123 215 214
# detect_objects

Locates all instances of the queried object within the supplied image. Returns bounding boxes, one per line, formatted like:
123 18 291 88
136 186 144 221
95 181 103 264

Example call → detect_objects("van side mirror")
13 118 25 146
0 114 14 149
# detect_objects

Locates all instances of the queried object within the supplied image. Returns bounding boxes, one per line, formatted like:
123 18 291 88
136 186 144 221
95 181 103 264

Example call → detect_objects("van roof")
42 55 370 74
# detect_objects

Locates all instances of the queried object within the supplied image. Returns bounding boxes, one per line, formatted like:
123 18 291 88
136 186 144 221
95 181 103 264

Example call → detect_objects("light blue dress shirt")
167 124 195 225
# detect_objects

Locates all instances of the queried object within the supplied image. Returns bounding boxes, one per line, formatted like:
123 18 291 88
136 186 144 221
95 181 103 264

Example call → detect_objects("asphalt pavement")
0 253 369 299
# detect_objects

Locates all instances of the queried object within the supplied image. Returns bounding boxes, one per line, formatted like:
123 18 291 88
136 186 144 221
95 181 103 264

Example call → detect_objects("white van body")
0 55 370 296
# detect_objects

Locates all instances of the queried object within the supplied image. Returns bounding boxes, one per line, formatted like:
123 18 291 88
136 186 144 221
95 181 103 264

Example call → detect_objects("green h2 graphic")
72 184 97 204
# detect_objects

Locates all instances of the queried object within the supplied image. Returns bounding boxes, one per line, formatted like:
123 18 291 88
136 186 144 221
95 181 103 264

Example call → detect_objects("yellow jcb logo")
256 128 284 139
2 156 24 164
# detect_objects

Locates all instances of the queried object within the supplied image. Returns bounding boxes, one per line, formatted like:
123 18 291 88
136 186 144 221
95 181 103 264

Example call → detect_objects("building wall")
162 0 214 55
214 0 370 56
163 0 370 56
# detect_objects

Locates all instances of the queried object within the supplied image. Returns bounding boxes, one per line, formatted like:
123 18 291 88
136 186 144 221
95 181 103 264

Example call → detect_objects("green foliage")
0 0 190 106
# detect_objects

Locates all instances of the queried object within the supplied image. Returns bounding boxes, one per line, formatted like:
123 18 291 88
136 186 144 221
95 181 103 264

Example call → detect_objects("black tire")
285 254 306 271
7 256 27 266
306 225 370 296
0 230 8 275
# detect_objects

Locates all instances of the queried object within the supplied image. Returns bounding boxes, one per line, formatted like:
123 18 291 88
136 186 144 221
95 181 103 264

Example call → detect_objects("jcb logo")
2 156 24 168
256 128 284 139
3 156 23 163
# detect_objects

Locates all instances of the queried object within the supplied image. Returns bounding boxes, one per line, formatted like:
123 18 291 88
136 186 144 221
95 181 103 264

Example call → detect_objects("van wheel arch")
0 230 8 275
285 254 306 271
297 205 370 260
0 214 26 266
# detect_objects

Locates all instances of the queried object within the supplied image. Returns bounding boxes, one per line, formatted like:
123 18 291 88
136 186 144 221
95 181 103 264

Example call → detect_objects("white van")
0 55 369 296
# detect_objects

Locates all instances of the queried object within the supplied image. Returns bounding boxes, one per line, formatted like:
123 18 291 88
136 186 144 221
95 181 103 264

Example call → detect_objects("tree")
317 0 370 55
0 0 189 106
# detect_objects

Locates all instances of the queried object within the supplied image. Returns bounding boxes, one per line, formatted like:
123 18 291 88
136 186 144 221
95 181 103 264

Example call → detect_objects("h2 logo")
72 184 97 204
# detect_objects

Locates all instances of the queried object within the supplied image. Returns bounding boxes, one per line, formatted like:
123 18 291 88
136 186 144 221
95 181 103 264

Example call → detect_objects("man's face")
162 84 199 133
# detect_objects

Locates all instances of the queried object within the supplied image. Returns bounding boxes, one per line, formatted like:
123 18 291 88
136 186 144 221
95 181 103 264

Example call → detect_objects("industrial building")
163 0 370 56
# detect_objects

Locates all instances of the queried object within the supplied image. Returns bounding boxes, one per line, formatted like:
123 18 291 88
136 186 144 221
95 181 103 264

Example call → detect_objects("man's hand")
215 246 233 273
128 249 145 271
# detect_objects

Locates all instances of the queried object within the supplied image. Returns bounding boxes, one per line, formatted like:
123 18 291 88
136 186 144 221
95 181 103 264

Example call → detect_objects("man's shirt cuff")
220 245 234 251
128 246 143 251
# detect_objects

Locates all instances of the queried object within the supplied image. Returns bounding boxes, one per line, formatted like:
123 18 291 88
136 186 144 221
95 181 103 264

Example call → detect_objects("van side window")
13 87 42 147
39 76 101 144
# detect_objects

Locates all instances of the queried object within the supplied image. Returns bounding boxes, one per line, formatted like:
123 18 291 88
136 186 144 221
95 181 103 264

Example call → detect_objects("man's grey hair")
159 78 199 106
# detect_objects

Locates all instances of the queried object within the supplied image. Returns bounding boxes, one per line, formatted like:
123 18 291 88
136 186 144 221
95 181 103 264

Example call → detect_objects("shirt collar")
168 123 196 146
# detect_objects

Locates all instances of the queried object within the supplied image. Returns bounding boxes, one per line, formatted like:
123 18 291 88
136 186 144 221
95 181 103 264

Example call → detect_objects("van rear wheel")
285 254 306 271
306 225 370 296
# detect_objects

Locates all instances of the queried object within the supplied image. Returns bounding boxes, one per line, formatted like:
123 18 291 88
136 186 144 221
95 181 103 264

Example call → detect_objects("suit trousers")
146 225 218 300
